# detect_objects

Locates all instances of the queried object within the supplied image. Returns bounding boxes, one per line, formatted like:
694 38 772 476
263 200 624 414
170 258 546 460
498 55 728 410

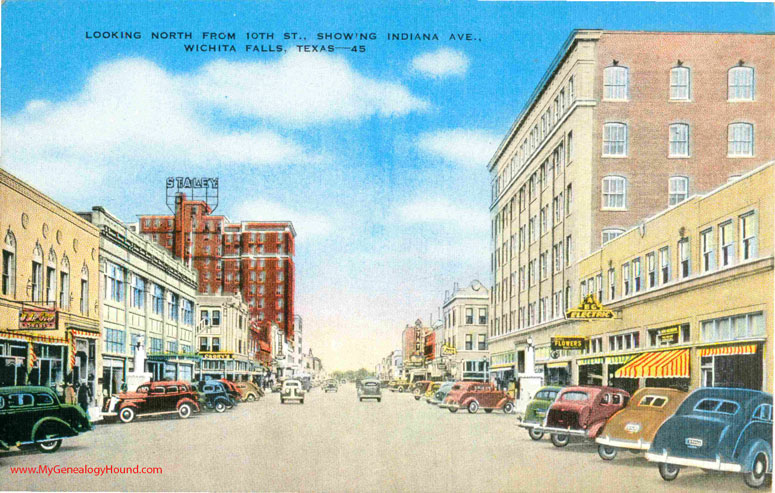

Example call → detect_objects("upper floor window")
602 123 627 157
679 238 691 278
740 212 757 261
728 66 754 101
728 123 753 157
602 228 624 245
668 176 689 206
2 231 16 297
670 66 691 100
602 176 627 210
719 220 734 267
669 123 689 157
701 228 715 272
603 66 629 100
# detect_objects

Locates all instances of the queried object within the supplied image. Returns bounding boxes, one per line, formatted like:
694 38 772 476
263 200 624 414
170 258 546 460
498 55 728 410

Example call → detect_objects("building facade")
401 320 430 381
79 207 199 391
441 281 490 382
0 169 101 414
487 30 775 388
575 162 772 393
197 293 253 380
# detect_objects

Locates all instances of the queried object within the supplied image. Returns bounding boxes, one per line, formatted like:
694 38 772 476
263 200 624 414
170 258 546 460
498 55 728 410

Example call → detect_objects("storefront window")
104 328 126 354
702 312 764 342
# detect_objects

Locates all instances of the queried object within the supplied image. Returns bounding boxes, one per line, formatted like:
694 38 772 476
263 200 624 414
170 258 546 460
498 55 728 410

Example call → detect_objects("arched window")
602 176 627 210
603 66 629 100
728 66 754 101
602 228 625 244
60 255 70 309
669 123 690 157
728 123 754 157
31 242 44 302
2 230 17 296
670 66 691 100
603 123 628 156
46 248 57 303
80 264 89 315
669 177 689 206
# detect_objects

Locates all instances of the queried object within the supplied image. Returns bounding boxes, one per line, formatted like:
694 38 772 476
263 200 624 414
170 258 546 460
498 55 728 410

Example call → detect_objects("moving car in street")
517 386 562 440
195 380 233 413
234 380 263 402
280 379 305 404
103 381 200 423
323 379 339 392
429 381 457 406
645 387 773 488
412 380 432 401
595 387 688 460
536 385 630 447
0 386 92 454
440 381 515 414
358 379 382 402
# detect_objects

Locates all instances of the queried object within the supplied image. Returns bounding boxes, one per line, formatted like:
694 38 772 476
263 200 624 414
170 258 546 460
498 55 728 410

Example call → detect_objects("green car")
518 386 562 441
0 386 92 454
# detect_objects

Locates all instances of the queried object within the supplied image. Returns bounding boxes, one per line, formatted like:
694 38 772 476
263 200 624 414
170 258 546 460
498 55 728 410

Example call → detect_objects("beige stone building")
197 293 252 380
0 169 101 414
487 30 774 386
576 162 772 393
440 281 490 381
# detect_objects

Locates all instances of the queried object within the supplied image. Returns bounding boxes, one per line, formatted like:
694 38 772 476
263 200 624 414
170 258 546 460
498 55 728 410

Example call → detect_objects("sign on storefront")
18 309 57 330
565 295 615 319
551 336 588 351
657 326 680 344
441 344 457 355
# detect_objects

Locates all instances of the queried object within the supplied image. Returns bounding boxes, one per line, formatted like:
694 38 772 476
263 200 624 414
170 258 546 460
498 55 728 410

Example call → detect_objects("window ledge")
601 155 629 159
601 207 628 212
668 99 693 103
727 154 755 159
668 155 691 159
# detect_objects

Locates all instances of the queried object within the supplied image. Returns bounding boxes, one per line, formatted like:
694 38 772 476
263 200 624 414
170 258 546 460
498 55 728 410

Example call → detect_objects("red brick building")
137 195 296 358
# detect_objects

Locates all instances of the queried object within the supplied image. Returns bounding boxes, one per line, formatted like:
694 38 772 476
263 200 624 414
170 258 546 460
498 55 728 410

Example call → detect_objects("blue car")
645 387 772 489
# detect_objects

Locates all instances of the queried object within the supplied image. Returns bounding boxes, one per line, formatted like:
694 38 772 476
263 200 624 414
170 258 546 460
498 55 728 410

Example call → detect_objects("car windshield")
451 385 461 390
285 382 300 387
536 391 557 400
561 391 589 402
639 395 667 408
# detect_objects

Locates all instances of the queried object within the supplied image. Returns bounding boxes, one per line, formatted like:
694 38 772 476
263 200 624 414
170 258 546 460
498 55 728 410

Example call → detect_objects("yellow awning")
698 344 757 357
615 349 689 379
578 357 604 366
546 361 570 368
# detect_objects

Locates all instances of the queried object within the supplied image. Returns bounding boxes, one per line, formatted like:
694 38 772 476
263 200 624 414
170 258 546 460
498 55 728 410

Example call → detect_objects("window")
59 265 69 309
568 76 575 101
565 235 572 264
608 268 615 300
740 212 757 260
603 66 629 100
130 275 145 309
719 220 734 267
150 337 162 354
478 334 487 350
679 238 690 278
106 262 124 303
152 284 164 315
478 308 487 325
567 132 573 162
465 334 473 350
670 66 691 100
168 292 179 321
2 232 16 296
565 184 572 215
633 257 642 292
540 251 548 279
602 176 626 209
46 264 56 303
167 341 177 353
701 312 764 342
728 66 754 101
465 308 473 324
728 123 753 157
622 262 631 296
646 252 656 288
212 337 220 352
212 310 221 325
669 123 689 157
182 299 194 326
668 176 689 206
659 247 670 284
80 266 89 315
31 260 42 302
603 123 627 156
596 273 603 301
602 228 624 244
701 228 715 272
608 331 640 352
105 328 125 354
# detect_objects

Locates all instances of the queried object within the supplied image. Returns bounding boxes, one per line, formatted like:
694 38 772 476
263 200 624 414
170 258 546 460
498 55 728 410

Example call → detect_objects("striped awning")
615 349 690 378
607 354 635 365
698 344 757 357
578 357 604 366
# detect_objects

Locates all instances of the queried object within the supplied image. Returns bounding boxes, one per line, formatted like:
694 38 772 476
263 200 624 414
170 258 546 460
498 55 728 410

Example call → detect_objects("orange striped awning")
698 344 757 357
615 349 690 379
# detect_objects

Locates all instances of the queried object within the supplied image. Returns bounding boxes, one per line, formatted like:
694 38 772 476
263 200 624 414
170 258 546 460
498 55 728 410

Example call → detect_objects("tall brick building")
137 195 296 358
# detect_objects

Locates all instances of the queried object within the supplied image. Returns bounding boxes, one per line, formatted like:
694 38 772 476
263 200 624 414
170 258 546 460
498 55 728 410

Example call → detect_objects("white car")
280 379 305 404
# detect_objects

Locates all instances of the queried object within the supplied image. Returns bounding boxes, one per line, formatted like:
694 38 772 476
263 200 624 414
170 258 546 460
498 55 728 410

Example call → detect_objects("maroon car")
439 381 514 414
103 380 201 423
535 385 630 447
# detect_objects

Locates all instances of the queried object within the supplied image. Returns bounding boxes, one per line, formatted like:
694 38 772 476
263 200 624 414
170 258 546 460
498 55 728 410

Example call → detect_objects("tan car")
234 381 263 402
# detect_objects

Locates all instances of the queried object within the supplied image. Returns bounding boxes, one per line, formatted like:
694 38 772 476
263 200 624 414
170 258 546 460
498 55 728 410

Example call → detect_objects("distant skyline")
3 1 773 370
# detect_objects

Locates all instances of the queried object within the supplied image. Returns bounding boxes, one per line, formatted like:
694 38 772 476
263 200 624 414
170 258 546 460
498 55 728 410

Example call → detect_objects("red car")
219 379 243 405
103 381 200 423
440 381 514 414
534 385 630 447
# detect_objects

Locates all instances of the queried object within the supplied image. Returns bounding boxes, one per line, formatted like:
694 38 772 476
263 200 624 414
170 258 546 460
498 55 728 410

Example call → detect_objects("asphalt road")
1 384 752 492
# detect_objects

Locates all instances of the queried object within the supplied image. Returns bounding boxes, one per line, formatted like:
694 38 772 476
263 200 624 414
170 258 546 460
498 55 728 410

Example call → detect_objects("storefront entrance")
701 351 762 390
579 362 604 385
0 342 30 386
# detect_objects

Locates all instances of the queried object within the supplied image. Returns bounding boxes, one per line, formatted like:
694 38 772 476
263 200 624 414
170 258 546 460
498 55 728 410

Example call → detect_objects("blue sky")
3 1 773 370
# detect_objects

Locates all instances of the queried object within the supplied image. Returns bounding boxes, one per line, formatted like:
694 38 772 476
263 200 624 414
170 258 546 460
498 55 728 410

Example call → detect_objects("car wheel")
598 444 618 461
281 398 285 404
528 428 544 441
658 462 680 481
377 398 381 402
36 438 62 454
178 403 193 419
301 399 304 405
503 402 515 414
247 394 256 402
119 406 136 424
551 433 569 448
484 409 493 414
414 396 420 401
744 452 769 489
398 387 404 393
467 400 479 414
215 401 226 413
449 408 458 413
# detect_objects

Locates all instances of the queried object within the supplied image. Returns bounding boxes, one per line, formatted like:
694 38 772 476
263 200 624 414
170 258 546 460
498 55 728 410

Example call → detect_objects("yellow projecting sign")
565 295 615 320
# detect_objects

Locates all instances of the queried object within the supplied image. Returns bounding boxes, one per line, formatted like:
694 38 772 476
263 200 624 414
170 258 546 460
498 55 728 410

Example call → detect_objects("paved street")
2 385 750 492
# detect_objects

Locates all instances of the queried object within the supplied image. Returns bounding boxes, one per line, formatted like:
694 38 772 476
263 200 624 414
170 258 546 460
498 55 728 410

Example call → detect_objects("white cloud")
411 48 470 78
231 198 336 238
416 128 500 168
395 197 489 232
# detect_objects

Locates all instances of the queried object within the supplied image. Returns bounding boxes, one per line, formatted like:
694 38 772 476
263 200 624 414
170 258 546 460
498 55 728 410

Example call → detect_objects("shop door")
714 354 762 390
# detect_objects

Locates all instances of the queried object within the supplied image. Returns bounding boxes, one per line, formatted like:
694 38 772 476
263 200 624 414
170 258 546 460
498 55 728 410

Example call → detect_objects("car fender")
118 402 140 411
460 396 475 407
177 398 200 411
495 397 512 409
740 439 773 474
31 417 77 441
587 420 607 438
214 396 231 407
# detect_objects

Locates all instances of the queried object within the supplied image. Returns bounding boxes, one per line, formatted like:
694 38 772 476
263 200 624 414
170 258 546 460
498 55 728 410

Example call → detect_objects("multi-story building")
401 319 430 381
440 281 490 382
79 207 199 389
197 293 253 380
0 169 101 414
487 30 774 387
137 194 296 361
575 162 772 393
390 349 402 380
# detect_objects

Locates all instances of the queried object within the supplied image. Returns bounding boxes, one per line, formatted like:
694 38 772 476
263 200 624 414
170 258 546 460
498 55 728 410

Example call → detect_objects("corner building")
487 30 774 386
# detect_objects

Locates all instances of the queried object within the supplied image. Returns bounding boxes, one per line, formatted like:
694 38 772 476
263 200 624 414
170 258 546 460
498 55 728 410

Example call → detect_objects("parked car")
280 379 305 404
358 379 382 402
412 380 432 401
440 381 515 414
595 387 688 460
380 380 390 389
323 379 338 392
389 379 410 392
195 381 233 413
429 381 457 406
104 381 200 423
0 386 92 454
218 379 242 406
517 386 563 440
423 382 443 403
271 381 282 393
645 387 773 488
536 385 630 448
233 381 263 402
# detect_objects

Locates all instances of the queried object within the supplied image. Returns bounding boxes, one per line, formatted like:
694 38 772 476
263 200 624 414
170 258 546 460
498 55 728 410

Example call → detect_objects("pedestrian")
64 382 77 405
77 379 93 413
